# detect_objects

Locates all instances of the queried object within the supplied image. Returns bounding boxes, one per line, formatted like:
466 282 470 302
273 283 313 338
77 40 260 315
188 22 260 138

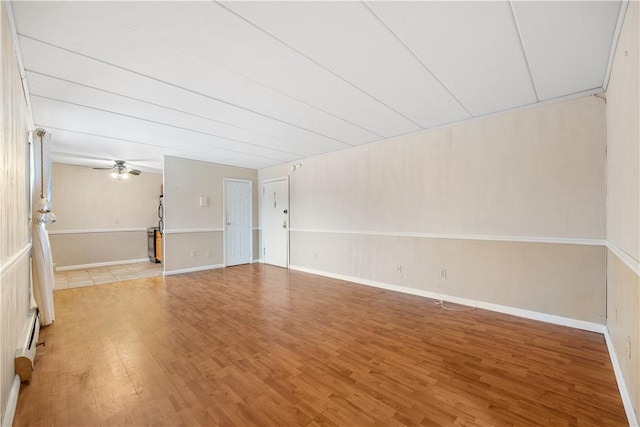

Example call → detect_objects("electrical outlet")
396 264 402 273
314 252 318 260
191 250 197 257
205 251 211 258
627 336 632 360
440 269 447 279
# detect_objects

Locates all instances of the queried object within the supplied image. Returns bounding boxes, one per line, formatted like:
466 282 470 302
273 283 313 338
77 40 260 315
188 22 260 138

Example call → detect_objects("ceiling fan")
93 160 142 180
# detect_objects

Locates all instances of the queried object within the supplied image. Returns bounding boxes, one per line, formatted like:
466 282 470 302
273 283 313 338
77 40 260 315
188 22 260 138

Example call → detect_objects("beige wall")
163 231 223 273
607 2 640 262
606 1 640 421
0 3 32 423
48 231 148 268
292 233 605 323
260 96 606 322
48 164 162 268
608 251 640 419
286 97 605 237
163 156 258 273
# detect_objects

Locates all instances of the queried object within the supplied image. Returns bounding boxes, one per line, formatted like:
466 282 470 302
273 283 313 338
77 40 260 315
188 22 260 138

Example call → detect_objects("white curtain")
31 223 54 324
31 130 55 325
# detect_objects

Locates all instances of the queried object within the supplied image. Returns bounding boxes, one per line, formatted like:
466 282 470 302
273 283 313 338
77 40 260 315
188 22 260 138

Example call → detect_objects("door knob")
226 221 231 225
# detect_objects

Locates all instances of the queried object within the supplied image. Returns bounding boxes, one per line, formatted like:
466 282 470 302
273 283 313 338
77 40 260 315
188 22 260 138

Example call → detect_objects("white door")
262 178 288 268
225 179 252 267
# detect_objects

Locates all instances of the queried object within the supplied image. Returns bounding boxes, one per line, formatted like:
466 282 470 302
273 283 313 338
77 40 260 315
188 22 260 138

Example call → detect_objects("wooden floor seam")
14 263 628 427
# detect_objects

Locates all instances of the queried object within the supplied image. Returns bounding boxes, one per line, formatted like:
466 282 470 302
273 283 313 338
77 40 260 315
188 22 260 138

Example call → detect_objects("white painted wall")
0 4 32 423
605 1 640 421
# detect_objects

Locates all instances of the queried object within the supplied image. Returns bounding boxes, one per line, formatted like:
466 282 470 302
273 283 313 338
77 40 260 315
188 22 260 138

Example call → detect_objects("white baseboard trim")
1 375 20 427
56 258 150 271
251 259 262 264
163 264 224 276
604 328 639 427
289 265 605 334
290 265 639 422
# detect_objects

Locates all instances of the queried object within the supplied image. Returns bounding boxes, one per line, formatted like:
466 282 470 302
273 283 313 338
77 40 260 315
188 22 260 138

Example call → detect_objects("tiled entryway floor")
54 261 162 289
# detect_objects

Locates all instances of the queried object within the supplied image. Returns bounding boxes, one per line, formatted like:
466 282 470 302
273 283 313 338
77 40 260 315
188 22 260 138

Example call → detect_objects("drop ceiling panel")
223 1 471 129
79 1 420 139
10 1 624 172
13 1 414 142
18 36 348 157
368 1 538 116
27 72 304 159
31 97 289 169
511 0 621 100
49 130 169 173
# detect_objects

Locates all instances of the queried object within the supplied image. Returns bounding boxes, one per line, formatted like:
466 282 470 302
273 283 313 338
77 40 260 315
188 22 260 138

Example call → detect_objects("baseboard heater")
15 308 40 382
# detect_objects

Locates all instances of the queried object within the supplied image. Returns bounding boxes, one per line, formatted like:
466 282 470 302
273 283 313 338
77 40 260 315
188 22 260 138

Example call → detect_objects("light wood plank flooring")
15 264 627 426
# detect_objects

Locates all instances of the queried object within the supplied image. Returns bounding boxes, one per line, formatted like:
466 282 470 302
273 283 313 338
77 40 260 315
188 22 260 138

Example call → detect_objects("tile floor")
54 261 162 289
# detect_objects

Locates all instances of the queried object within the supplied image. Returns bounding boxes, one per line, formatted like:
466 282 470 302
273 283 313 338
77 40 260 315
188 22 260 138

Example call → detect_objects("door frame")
261 176 289 268
223 178 253 267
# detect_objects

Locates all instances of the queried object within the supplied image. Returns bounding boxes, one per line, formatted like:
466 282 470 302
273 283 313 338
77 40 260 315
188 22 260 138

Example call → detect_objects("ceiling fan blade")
128 169 142 176
92 167 113 170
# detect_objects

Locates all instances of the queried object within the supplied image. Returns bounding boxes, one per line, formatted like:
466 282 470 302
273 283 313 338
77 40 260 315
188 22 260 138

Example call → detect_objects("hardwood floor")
14 264 627 426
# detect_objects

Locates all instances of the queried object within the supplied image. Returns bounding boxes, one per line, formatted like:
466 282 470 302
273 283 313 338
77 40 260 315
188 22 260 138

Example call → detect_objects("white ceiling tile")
31 96 291 168
18 36 348 157
222 1 471 129
511 0 621 100
10 1 624 171
13 1 417 143
49 130 167 173
79 1 421 138
368 1 538 116
27 71 305 159
12 2 381 145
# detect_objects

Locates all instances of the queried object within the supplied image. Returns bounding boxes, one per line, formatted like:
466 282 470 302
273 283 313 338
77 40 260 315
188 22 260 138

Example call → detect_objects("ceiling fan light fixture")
111 169 128 180
110 160 130 180
96 160 141 179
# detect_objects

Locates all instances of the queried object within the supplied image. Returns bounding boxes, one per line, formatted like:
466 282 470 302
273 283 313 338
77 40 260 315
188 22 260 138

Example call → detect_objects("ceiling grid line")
11 1 624 171
508 1 540 102
25 69 316 151
73 1 382 142
217 1 425 132
41 125 280 164
362 1 474 118
30 94 304 159
18 34 353 147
